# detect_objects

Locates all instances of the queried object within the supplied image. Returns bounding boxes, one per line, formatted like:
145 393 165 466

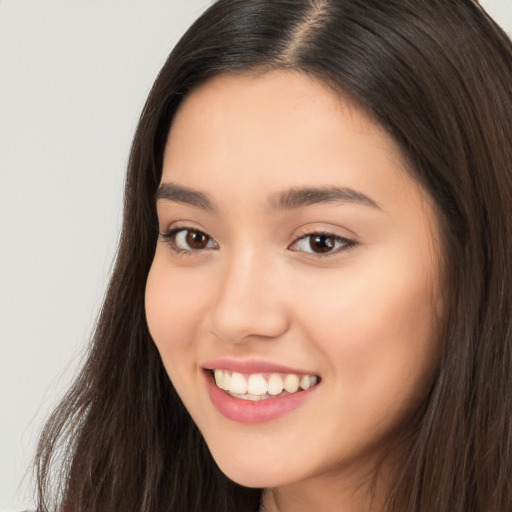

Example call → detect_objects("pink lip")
202 358 313 375
203 367 319 424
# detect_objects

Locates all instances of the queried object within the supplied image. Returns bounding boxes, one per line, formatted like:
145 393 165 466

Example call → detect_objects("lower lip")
204 371 318 423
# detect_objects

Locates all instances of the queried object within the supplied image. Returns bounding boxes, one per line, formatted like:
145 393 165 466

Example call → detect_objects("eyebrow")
156 182 216 211
155 183 380 212
269 186 380 211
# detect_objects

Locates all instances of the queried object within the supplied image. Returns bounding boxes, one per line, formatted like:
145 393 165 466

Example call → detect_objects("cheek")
144 258 212 421
145 257 206 363
296 260 434 341
291 252 438 410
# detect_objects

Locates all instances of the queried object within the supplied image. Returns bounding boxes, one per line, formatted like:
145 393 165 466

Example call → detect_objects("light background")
0 1 510 510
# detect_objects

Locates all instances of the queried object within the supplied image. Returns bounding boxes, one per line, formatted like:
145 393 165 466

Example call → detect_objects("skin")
145 71 442 512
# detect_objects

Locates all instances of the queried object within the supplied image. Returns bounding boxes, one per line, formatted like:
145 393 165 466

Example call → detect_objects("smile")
203 360 321 423
213 369 319 401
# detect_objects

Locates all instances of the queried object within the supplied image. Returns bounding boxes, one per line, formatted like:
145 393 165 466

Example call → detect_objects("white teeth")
230 372 247 394
247 374 267 395
283 374 300 393
267 373 284 395
300 375 311 390
230 392 261 401
221 371 231 391
212 369 318 398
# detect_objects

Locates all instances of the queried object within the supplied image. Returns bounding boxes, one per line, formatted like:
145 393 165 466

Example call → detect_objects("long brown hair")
35 1 512 511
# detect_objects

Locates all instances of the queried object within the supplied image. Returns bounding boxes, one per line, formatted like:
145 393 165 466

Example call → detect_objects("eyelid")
288 229 356 257
159 225 218 254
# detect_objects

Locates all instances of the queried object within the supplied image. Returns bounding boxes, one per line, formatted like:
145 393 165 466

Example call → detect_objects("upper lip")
202 358 317 375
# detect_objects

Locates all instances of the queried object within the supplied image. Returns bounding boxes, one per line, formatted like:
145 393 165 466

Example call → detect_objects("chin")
220 467 291 490
209 449 298 489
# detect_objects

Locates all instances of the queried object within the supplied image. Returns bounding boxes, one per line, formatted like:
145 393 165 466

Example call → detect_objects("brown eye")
309 234 336 253
289 232 354 256
185 230 210 249
161 228 217 252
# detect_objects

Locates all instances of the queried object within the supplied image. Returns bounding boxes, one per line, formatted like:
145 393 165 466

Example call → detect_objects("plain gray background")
0 1 510 510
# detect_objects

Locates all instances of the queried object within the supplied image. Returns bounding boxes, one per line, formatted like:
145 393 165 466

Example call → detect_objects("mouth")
208 368 320 401
202 360 321 423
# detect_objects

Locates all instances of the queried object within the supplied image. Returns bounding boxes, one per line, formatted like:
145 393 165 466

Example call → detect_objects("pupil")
186 231 208 249
310 234 334 253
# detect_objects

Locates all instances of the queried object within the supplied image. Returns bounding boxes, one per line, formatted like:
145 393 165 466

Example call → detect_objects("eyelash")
289 231 356 257
159 227 356 257
159 227 218 255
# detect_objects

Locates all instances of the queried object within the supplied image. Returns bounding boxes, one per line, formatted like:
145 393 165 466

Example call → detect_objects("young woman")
35 1 512 511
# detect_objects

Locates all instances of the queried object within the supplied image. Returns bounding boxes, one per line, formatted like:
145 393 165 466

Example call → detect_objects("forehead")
163 71 406 191
167 71 385 150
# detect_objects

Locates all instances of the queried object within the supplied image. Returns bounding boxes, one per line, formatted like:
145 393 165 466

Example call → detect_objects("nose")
207 248 290 344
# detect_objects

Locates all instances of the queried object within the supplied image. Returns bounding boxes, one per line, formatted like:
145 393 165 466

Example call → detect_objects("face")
145 71 441 494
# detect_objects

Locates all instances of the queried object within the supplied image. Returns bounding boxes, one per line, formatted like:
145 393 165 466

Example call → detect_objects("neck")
259 459 394 512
